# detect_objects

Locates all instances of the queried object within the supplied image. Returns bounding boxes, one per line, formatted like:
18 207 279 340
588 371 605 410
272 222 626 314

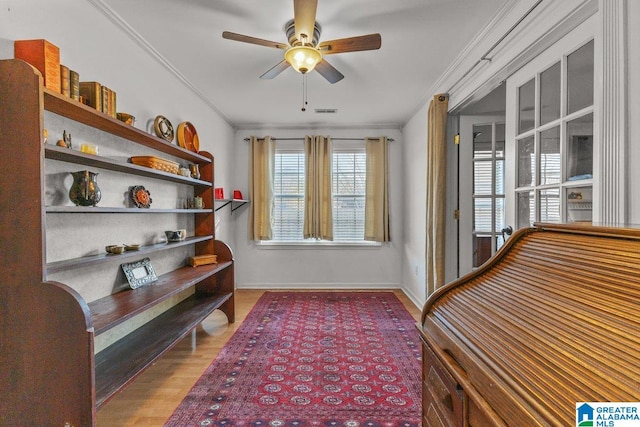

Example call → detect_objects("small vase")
69 170 102 206
189 164 200 179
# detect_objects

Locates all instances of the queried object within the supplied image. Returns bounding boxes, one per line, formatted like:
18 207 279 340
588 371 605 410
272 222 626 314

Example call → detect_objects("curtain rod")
242 137 395 142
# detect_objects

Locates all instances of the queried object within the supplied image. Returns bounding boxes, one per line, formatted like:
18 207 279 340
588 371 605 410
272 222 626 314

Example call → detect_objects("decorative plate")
130 185 152 208
177 121 200 152
154 115 174 142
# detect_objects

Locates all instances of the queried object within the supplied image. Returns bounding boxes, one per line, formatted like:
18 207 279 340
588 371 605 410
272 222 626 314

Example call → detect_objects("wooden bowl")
106 245 125 254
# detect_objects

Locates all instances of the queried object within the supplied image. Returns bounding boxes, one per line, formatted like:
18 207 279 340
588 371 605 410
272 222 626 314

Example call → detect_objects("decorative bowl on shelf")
105 245 125 254
165 230 185 242
153 115 174 141
124 243 141 251
116 112 135 126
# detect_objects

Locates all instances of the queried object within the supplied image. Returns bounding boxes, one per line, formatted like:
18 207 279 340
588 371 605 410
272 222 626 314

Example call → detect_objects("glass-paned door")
506 27 594 230
472 122 505 267
459 116 506 274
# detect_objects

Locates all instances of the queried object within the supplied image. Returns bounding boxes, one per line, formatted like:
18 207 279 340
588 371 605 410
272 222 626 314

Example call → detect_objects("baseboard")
237 282 424 312
237 282 402 290
399 287 423 312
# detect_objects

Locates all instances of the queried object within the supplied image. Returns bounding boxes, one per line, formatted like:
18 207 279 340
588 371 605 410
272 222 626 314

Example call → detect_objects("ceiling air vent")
315 108 337 114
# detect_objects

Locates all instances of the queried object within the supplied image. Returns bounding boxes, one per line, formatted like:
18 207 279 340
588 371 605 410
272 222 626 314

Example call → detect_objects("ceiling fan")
222 0 382 84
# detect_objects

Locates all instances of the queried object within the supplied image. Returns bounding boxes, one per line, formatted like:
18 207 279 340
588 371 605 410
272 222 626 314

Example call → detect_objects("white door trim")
596 0 627 223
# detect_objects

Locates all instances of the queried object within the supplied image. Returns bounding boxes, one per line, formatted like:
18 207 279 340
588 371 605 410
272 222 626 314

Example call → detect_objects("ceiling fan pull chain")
305 74 308 109
301 74 308 112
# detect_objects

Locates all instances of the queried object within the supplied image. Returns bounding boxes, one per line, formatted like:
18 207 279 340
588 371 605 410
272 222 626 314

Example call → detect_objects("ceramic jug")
69 170 102 206
189 163 200 179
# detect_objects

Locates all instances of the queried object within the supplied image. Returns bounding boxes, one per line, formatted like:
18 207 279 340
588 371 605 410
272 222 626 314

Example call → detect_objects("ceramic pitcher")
69 170 102 206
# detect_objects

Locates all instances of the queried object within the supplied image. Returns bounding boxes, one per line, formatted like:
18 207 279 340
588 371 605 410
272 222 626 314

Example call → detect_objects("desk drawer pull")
441 392 453 411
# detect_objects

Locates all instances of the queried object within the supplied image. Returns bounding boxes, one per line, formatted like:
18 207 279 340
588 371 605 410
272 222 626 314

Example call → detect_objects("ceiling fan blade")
318 34 382 54
293 0 318 44
314 59 344 84
222 31 288 49
260 60 291 79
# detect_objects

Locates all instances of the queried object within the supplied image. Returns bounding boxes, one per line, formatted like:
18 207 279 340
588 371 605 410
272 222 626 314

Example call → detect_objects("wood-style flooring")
96 289 422 426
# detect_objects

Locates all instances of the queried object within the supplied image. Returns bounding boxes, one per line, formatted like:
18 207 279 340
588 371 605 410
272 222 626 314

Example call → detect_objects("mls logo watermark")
577 403 640 427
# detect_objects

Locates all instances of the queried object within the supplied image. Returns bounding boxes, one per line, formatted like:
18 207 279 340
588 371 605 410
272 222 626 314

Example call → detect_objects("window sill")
256 240 382 249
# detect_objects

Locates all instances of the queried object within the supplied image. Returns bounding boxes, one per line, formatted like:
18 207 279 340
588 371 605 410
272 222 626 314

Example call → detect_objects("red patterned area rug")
165 291 422 427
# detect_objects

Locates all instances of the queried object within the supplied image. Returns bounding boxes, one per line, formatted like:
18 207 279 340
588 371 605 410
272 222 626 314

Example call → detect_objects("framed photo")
121 257 158 289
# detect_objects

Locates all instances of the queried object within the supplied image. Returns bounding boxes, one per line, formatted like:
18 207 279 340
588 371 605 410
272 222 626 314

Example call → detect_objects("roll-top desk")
418 223 640 426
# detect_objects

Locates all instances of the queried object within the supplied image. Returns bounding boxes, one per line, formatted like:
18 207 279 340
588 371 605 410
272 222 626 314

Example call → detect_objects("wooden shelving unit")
44 88 209 164
0 59 235 426
94 291 232 407
45 236 212 274
45 144 212 186
46 206 213 213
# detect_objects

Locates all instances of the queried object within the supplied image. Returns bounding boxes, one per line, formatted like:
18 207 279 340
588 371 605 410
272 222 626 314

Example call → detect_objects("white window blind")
271 148 366 242
332 150 366 241
273 151 305 241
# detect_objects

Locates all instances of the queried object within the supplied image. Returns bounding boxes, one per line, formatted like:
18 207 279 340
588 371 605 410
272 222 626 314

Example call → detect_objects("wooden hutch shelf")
94 290 232 408
46 206 214 214
45 145 212 186
43 88 210 164
45 236 213 274
0 59 235 426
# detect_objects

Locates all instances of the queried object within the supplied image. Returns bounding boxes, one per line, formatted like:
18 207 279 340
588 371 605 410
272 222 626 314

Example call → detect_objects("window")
332 149 366 241
514 39 594 227
472 122 505 267
271 147 367 242
272 151 305 241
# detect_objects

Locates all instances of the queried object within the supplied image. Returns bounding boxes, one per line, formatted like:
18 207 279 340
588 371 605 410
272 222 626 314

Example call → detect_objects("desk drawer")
425 402 449 427
422 343 464 426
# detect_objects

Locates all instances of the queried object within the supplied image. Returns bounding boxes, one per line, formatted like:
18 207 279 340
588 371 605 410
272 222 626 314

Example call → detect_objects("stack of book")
79 81 117 118
59 65 80 101
14 38 116 117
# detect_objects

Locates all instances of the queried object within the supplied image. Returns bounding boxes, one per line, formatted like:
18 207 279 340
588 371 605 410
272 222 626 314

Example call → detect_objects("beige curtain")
304 135 333 240
426 94 449 296
249 136 275 240
364 136 390 242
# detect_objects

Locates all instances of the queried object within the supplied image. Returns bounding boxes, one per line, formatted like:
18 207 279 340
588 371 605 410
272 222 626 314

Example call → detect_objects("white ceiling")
101 0 506 129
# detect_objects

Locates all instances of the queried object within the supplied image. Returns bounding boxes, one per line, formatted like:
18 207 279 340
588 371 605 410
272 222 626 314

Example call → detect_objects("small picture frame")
121 257 158 289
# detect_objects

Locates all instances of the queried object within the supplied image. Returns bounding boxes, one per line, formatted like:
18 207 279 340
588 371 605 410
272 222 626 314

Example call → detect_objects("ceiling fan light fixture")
285 46 322 74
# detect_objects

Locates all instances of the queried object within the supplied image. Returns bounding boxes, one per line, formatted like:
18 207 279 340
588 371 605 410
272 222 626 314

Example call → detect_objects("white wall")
0 0 236 245
231 128 404 292
399 107 428 307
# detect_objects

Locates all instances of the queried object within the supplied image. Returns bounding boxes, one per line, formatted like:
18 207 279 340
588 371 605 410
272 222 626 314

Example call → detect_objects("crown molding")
87 0 237 129
402 0 524 125
404 0 598 123
235 122 403 132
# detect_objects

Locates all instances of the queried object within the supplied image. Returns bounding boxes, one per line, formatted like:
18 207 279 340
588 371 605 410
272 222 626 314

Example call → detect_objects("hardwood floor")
96 289 422 426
